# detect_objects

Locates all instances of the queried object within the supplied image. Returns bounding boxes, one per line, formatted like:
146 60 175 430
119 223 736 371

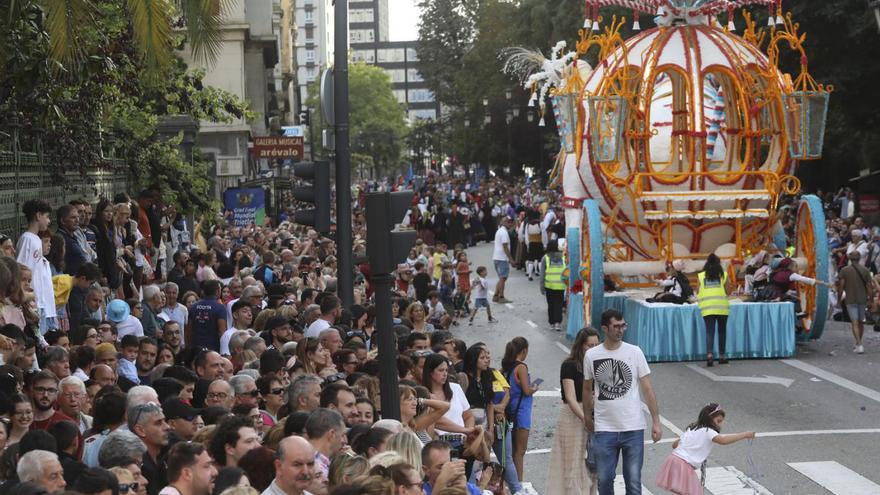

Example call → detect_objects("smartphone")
531 378 544 387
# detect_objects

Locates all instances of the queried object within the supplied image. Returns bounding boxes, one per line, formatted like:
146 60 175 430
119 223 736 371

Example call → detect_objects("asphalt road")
452 241 880 495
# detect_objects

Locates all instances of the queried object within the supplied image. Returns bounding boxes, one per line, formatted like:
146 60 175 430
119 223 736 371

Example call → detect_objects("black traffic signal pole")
334 0 353 308
365 192 400 420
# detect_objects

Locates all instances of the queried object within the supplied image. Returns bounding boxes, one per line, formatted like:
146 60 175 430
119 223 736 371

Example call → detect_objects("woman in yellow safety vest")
540 239 567 332
697 254 731 367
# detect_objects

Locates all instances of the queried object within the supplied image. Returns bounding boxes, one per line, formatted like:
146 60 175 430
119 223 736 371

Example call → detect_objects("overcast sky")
388 0 420 41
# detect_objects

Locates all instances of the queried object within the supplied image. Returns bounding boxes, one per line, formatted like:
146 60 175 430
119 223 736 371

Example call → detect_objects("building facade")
294 0 335 116
178 0 296 196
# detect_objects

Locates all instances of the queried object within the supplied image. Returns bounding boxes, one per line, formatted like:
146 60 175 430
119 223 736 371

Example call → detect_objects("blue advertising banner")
223 188 266 227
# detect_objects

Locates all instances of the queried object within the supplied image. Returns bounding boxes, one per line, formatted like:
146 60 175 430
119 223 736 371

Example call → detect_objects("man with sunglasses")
229 375 261 409
163 398 202 444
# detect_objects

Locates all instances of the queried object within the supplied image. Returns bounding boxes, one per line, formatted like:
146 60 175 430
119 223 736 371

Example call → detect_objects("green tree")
0 0 250 214
0 0 229 77
416 0 479 107
307 63 408 177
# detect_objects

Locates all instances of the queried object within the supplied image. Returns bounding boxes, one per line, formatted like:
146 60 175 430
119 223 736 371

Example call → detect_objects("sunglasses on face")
323 373 346 385
269 387 285 395
119 483 140 493
242 389 260 398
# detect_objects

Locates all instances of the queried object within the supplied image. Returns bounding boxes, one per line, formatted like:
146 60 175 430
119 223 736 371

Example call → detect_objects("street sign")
250 136 304 159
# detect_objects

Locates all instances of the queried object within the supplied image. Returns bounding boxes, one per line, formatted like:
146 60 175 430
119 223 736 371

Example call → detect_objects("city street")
458 241 880 495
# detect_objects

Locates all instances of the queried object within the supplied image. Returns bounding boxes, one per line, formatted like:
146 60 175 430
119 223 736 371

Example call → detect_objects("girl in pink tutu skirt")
655 403 755 494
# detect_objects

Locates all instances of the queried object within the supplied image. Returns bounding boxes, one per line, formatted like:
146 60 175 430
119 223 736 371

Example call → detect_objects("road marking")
686 364 794 387
505 303 514 309
788 461 880 495
781 358 880 404
703 466 773 495
526 320 538 328
534 389 562 397
555 342 571 354
613 475 654 495
523 428 880 456
640 403 684 436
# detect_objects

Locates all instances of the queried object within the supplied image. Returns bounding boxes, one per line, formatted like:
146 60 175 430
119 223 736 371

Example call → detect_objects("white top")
306 318 331 339
473 277 489 300
16 231 57 318
673 427 719 468
584 342 651 432
426 300 446 318
541 211 555 247
492 227 510 261
116 315 145 340
220 328 237 356
435 382 470 436
847 240 869 267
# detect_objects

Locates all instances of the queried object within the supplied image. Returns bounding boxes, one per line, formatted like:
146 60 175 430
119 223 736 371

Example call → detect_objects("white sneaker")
855 345 865 354
520 482 540 495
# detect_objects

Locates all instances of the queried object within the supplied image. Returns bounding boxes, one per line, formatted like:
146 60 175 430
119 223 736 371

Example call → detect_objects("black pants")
704 314 728 356
546 289 565 324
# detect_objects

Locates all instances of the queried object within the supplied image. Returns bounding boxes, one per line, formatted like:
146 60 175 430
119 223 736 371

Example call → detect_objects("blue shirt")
423 482 481 495
190 298 227 351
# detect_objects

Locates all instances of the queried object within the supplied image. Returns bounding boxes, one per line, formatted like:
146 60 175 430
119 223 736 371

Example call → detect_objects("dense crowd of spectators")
0 174 559 495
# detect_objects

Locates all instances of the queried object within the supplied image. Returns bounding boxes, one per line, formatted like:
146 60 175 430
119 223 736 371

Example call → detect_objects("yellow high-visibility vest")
544 255 566 291
697 271 730 316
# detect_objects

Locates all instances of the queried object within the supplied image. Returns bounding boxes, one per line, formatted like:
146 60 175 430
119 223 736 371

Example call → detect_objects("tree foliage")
0 0 250 214
307 63 408 177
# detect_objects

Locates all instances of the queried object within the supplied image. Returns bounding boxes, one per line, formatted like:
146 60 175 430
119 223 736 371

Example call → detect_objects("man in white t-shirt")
541 209 556 248
846 228 870 267
492 217 513 304
305 295 341 338
16 199 56 334
583 309 662 495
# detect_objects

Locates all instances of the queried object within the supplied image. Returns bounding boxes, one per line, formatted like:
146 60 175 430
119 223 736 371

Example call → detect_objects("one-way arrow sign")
686 364 794 387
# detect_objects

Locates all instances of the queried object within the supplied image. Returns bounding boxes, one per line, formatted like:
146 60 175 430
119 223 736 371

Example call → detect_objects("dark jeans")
705 314 728 356
593 430 644 495
546 289 565 324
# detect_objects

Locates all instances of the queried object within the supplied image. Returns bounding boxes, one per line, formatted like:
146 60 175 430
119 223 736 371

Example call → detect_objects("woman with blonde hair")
403 302 434 333
385 431 423 473
109 466 137 495
328 453 370 487
252 308 277 333
294 337 331 375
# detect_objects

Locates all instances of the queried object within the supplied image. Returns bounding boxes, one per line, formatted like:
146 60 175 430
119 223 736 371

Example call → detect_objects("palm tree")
1 0 231 75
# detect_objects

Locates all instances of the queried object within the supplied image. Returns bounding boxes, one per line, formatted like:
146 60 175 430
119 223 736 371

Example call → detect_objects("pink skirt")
655 454 703 495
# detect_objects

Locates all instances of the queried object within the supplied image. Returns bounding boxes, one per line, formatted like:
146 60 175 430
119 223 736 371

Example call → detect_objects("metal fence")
0 148 130 240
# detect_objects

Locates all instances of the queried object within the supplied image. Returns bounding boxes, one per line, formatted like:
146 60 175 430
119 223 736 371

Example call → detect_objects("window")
406 48 419 62
305 50 315 62
409 109 437 121
350 8 374 23
407 69 424 82
408 89 434 103
350 29 375 43
305 27 314 40
352 50 375 63
385 69 406 83
393 90 407 103
304 10 313 23
307 67 317 81
377 48 405 63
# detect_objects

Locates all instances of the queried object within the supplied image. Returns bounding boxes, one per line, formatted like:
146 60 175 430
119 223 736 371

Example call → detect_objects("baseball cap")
106 299 130 323
162 398 202 421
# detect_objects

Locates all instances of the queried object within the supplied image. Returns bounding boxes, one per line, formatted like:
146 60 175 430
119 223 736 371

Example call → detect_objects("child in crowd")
656 403 756 494
455 252 472 318
117 334 141 384
469 266 497 324
425 290 452 329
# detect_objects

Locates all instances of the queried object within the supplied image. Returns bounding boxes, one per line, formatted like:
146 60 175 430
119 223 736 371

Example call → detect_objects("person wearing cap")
163 398 203 443
109 299 144 341
263 315 293 351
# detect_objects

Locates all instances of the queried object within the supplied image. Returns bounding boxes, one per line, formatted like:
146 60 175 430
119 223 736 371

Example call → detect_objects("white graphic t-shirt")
584 342 651 432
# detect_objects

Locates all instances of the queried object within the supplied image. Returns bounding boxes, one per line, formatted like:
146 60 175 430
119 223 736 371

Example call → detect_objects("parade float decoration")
505 0 831 340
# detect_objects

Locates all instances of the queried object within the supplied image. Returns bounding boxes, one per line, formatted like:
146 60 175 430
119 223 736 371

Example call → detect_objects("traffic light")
365 191 418 274
299 110 310 126
292 161 331 232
